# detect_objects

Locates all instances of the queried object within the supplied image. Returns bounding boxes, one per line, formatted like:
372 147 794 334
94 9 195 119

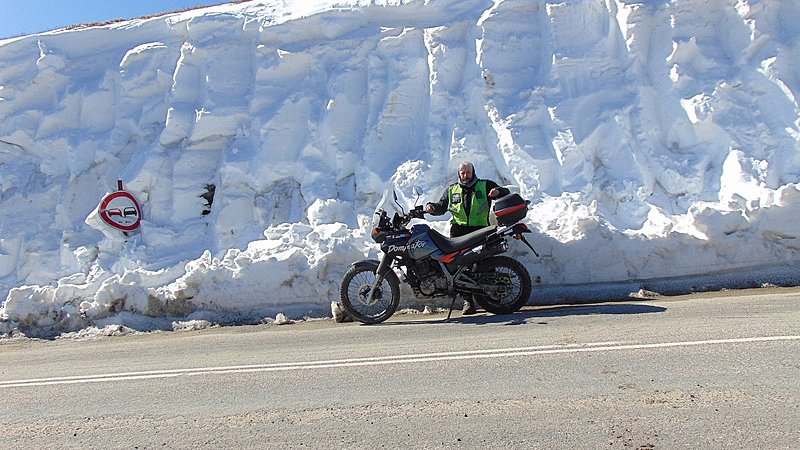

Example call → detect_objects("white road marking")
1 335 798 388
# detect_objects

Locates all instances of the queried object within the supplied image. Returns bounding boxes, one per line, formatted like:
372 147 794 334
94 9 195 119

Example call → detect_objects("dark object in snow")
201 183 216 216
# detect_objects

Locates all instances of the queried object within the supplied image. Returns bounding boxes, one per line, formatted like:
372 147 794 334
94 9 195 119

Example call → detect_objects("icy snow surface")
1 0 799 336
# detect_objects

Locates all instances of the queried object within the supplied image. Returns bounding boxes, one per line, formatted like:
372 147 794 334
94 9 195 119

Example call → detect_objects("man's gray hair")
458 161 474 171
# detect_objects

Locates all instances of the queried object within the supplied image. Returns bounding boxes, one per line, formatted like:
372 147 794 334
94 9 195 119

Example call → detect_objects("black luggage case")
493 193 528 226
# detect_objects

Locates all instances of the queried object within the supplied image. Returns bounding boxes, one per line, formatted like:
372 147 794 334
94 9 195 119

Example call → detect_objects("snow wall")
1 0 799 335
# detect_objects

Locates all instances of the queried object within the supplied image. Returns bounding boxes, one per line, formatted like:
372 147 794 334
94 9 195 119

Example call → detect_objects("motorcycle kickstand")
444 293 458 322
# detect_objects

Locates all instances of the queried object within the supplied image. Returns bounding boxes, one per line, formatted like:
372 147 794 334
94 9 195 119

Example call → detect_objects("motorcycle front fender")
355 253 398 277
351 259 380 272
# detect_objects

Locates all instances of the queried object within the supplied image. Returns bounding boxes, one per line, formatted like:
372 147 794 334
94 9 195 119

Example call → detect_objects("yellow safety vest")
447 181 490 226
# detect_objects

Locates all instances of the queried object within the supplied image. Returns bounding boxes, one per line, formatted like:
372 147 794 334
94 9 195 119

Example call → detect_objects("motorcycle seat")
428 226 497 253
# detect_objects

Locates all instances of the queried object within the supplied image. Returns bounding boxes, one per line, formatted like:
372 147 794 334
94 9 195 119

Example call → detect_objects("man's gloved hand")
488 187 501 198
424 203 435 213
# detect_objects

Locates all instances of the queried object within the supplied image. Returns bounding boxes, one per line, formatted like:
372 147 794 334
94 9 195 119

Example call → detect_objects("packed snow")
1 0 799 337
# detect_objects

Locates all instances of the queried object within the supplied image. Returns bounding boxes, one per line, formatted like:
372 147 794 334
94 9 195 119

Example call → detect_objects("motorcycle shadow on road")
380 303 667 326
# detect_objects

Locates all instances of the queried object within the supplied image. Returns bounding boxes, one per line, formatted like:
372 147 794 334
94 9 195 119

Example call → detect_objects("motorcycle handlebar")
380 205 425 230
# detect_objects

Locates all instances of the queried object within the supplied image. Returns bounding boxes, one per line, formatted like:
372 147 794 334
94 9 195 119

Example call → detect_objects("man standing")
424 161 510 314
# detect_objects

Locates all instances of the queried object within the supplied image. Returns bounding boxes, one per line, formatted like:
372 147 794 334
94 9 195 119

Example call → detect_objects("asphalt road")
1 287 798 449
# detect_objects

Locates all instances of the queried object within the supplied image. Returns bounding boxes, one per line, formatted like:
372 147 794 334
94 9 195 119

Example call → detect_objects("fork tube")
375 252 392 277
366 253 392 301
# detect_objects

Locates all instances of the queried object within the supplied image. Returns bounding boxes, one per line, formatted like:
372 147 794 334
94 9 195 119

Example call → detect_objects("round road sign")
99 190 141 232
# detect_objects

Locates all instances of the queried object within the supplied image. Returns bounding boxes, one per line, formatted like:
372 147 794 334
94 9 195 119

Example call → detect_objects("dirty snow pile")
1 0 799 336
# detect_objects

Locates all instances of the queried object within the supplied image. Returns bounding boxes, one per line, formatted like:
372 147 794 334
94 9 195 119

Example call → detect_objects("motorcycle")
339 186 539 324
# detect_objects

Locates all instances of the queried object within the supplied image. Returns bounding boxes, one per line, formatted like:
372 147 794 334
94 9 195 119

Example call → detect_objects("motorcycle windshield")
373 186 406 227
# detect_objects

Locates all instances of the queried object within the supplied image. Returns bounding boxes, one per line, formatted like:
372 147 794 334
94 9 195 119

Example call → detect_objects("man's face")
459 165 473 184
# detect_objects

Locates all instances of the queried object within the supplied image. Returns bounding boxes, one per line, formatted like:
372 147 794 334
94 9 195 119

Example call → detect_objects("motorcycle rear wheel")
340 265 400 324
471 256 531 315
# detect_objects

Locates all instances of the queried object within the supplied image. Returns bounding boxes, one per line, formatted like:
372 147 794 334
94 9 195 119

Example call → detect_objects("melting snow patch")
331 301 352 323
55 324 139 341
172 319 215 332
629 289 661 299
274 313 294 325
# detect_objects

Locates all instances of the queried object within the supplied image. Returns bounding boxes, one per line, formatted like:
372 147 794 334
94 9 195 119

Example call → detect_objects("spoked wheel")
339 265 400 324
471 256 531 315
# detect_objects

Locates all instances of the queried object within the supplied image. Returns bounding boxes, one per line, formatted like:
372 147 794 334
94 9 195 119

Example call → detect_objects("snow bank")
1 0 799 336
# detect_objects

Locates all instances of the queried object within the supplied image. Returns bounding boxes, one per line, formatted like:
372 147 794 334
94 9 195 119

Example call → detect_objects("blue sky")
0 0 222 38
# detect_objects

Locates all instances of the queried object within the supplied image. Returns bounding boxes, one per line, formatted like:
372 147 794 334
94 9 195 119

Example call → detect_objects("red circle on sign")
99 190 141 232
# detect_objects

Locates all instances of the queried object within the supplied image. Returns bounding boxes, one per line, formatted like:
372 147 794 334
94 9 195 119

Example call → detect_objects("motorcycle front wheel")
471 256 532 315
339 265 400 324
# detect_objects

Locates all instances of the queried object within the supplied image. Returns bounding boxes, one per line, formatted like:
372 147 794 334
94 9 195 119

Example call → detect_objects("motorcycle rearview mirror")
412 186 424 204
